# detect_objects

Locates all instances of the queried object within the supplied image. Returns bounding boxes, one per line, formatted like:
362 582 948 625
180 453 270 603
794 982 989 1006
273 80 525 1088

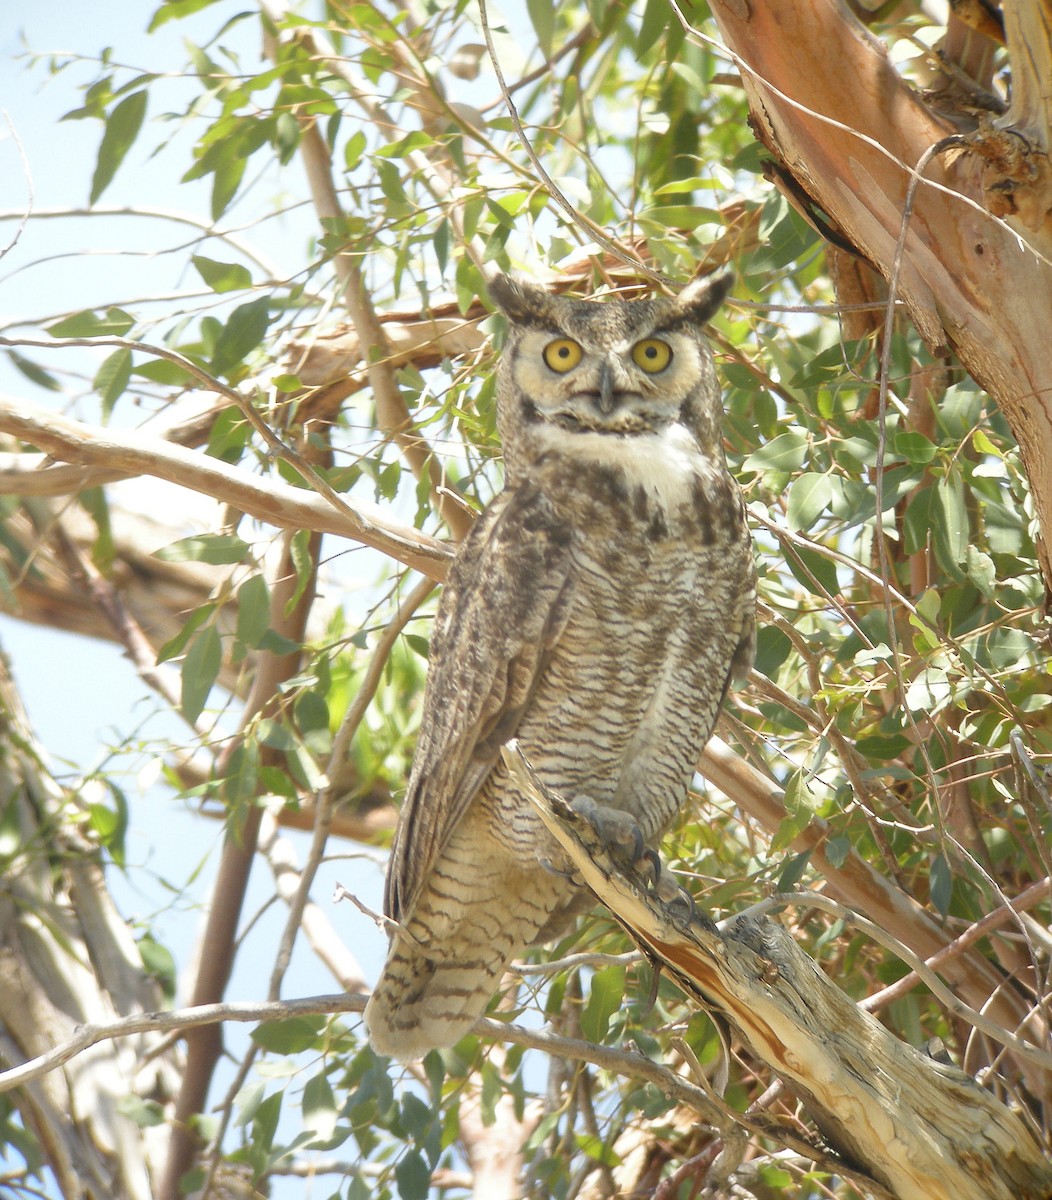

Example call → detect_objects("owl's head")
488 272 732 479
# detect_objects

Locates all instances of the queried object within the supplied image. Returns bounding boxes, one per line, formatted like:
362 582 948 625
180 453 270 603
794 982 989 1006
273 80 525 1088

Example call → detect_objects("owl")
364 273 756 1061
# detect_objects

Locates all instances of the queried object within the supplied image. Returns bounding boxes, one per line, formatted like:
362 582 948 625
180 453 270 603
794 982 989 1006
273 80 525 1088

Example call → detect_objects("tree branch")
0 386 450 580
508 744 1052 1200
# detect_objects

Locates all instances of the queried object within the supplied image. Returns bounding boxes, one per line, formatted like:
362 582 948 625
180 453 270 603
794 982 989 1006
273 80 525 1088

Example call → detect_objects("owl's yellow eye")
543 338 583 373
632 338 672 373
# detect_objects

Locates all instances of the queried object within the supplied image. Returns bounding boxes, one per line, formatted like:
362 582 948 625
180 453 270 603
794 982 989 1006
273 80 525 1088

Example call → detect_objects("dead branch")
699 734 1050 1090
508 745 1052 1200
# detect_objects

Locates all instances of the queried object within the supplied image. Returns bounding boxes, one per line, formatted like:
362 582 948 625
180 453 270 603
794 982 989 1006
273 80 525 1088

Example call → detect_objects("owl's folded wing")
383 484 578 925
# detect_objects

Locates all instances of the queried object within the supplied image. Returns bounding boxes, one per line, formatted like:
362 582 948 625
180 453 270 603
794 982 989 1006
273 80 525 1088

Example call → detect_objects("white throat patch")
535 421 712 516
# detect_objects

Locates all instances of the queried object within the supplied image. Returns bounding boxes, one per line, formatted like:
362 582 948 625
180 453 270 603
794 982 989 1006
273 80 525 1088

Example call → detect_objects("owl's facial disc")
520 330 694 434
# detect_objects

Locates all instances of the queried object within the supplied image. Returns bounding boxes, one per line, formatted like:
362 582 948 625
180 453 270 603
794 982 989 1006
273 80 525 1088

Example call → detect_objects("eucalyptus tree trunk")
0 649 177 1200
706 0 1052 594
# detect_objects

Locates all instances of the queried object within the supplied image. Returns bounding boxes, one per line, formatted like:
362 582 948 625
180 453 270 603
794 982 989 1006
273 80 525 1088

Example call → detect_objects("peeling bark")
0 651 177 1199
704 0 1052 596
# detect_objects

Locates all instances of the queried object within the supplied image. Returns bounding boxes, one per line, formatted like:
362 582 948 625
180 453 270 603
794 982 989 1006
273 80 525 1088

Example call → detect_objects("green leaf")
117 1095 166 1127
47 307 135 338
743 429 807 474
777 849 811 891
825 835 851 869
149 0 222 30
526 0 555 57
932 474 968 573
786 472 832 532
404 633 430 660
637 0 670 56
930 853 952 917
93 348 132 416
965 544 996 597
138 934 176 991
251 1015 327 1053
894 430 937 465
575 1131 621 1167
7 350 63 392
396 1149 430 1200
236 574 271 648
785 543 840 598
284 527 314 617
192 254 253 293
580 963 626 1044
344 129 367 172
754 626 792 678
783 769 817 820
210 152 247 220
157 603 216 664
211 296 270 377
156 533 251 565
251 1090 282 1154
181 624 221 723
303 1073 338 1143
91 90 148 204
88 793 128 863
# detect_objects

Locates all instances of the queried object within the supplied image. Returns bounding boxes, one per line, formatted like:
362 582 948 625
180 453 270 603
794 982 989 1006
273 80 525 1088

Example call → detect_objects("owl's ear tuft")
488 273 554 321
674 270 733 326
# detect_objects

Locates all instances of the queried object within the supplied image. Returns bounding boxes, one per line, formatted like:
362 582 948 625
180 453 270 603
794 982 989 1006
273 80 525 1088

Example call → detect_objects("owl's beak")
596 360 617 415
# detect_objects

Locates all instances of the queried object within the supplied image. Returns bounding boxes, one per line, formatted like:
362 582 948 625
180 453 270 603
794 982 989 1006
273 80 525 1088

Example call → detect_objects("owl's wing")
384 484 577 925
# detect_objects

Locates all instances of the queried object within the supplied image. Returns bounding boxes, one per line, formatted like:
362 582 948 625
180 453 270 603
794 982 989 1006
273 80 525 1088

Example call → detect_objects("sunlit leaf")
181 623 221 723
192 254 253 293
786 472 832 531
90 89 147 203
93 347 132 415
47 307 135 338
156 533 251 564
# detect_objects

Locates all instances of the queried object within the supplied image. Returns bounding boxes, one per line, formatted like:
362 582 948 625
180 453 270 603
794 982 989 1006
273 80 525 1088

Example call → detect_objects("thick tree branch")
0 389 450 580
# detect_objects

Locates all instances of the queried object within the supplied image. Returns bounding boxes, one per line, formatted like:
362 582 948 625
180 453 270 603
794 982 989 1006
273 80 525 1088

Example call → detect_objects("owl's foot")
570 795 645 862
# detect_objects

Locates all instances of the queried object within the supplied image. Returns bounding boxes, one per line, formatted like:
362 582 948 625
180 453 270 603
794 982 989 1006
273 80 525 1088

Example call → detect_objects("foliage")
1 1 1049 1198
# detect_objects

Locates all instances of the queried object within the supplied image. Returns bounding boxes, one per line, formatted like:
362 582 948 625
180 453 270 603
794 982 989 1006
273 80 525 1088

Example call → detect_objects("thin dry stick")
861 877 1052 1012
0 383 450 578
0 333 370 534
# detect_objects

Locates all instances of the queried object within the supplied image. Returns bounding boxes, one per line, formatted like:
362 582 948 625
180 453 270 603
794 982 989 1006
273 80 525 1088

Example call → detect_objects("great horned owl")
364 273 755 1060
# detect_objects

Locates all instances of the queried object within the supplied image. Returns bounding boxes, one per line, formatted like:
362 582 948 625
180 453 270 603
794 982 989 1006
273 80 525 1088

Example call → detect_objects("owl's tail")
364 936 515 1061
364 860 572 1061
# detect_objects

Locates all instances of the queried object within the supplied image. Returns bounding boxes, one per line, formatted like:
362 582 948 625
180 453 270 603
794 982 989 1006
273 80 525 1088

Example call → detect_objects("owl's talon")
625 824 645 863
637 847 663 887
570 795 649 864
539 856 581 885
